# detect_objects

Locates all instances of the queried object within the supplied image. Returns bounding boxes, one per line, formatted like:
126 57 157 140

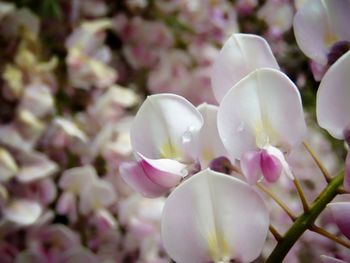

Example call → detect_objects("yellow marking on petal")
207 230 230 262
160 140 181 159
324 31 338 47
254 121 269 148
254 113 280 149
202 148 214 164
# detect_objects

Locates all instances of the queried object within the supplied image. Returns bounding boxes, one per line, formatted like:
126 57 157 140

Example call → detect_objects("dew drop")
236 122 245 133
181 167 189 177
182 125 196 144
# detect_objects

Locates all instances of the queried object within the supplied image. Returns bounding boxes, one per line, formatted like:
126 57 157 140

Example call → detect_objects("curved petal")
59 166 98 194
79 179 117 215
211 33 279 102
119 161 170 198
261 149 282 183
197 103 228 167
161 169 269 263
131 94 203 162
240 150 262 185
294 0 350 65
321 255 347 263
294 0 333 64
217 68 306 159
317 51 350 139
328 202 350 240
265 145 294 180
4 199 42 225
137 153 187 187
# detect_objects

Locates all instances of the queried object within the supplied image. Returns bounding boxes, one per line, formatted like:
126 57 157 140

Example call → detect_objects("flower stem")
310 224 350 249
303 142 332 182
257 183 297 221
293 179 309 212
269 224 282 241
266 171 344 263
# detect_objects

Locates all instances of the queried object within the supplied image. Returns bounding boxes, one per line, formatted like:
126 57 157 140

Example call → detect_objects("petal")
265 146 294 180
138 153 187 187
0 147 17 182
240 150 262 185
161 169 269 263
321 255 347 263
317 51 350 139
197 103 228 167
4 199 42 225
16 151 58 183
261 149 282 183
59 166 98 194
328 202 350 240
119 161 169 198
217 68 306 159
211 33 279 102
131 94 203 162
79 179 117 215
293 0 333 64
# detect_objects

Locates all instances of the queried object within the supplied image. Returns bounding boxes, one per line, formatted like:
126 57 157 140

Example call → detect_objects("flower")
120 93 203 197
294 0 350 66
161 169 269 263
316 50 350 190
211 33 279 102
217 68 306 184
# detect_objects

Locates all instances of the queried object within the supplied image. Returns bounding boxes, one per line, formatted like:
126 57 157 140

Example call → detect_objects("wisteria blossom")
0 1 350 262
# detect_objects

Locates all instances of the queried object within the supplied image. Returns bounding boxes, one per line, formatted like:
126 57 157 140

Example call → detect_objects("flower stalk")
266 171 344 262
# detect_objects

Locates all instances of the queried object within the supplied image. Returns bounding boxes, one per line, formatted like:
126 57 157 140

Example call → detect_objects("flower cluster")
0 0 349 263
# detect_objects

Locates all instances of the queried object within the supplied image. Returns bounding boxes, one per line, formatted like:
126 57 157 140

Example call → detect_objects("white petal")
211 33 279 102
59 165 98 194
294 0 350 65
4 199 42 225
197 103 228 167
16 151 58 183
79 179 117 215
317 51 350 139
131 94 203 162
218 68 306 159
161 169 269 263
0 147 17 181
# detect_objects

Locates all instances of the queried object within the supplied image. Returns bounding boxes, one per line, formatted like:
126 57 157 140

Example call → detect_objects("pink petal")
328 202 350 240
138 153 186 188
119 161 169 198
260 149 282 183
240 150 262 184
321 255 347 263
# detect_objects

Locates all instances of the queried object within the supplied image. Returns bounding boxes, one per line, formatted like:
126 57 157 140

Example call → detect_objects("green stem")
266 171 344 262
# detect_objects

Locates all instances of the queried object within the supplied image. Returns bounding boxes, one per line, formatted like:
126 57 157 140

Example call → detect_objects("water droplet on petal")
181 167 189 177
182 125 196 144
236 122 245 133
